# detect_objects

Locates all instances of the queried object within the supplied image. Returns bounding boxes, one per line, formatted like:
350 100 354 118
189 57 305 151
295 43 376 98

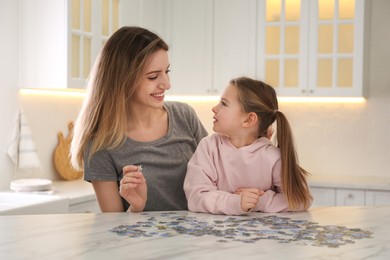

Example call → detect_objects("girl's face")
212 84 248 136
133 49 171 108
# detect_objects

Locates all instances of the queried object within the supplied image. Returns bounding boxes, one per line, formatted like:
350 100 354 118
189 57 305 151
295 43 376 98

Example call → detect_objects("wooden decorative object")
54 122 83 180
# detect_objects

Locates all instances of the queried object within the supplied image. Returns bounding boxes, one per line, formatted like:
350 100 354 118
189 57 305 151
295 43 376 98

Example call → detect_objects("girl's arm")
183 139 246 216
252 159 289 212
253 159 309 212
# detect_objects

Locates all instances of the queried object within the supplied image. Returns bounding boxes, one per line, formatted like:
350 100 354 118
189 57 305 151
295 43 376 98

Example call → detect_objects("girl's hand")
120 165 147 212
235 188 265 212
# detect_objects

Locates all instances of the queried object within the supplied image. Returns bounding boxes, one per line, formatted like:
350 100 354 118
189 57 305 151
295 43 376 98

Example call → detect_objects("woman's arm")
92 180 125 212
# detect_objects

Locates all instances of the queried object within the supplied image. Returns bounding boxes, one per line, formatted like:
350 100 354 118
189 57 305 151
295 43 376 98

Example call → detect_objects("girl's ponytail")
275 111 312 210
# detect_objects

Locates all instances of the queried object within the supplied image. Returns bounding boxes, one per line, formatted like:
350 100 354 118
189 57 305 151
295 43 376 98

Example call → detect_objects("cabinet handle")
348 193 354 199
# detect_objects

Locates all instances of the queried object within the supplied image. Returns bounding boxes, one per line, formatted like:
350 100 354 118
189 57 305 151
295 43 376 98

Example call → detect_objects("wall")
283 0 390 178
0 0 389 189
0 0 19 189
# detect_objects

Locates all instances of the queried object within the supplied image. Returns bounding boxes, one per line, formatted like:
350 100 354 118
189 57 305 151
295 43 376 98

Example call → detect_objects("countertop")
54 175 390 199
0 206 389 259
0 180 97 215
1 179 96 205
51 179 96 204
309 174 390 191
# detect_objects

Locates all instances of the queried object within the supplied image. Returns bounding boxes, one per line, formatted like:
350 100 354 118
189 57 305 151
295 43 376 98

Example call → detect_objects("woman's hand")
235 188 265 212
120 165 147 212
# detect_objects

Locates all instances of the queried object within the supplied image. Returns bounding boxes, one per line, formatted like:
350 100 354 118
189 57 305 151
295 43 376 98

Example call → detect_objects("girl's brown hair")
71 26 169 170
231 77 312 210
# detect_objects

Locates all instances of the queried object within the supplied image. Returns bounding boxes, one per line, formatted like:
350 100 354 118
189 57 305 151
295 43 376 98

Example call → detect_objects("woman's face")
133 49 171 108
212 84 248 136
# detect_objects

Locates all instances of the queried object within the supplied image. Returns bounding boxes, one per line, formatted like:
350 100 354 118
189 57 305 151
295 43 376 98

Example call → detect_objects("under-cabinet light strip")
19 88 86 97
19 89 366 103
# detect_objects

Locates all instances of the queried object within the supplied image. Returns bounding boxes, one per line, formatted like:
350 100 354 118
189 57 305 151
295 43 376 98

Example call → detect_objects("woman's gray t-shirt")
83 101 208 211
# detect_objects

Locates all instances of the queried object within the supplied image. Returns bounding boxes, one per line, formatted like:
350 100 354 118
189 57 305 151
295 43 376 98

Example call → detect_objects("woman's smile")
151 92 165 101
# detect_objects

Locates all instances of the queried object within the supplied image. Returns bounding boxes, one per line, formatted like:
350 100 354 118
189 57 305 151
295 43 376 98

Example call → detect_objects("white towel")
7 108 43 178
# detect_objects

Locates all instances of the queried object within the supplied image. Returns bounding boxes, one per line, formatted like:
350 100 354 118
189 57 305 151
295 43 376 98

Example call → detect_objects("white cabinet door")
310 187 336 207
365 191 390 206
212 0 257 96
307 0 367 97
166 0 257 95
336 189 365 206
257 0 308 96
167 0 213 95
19 0 68 89
69 200 100 213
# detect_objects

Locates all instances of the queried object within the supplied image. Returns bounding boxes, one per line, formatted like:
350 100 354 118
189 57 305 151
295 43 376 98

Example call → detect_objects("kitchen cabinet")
212 0 257 95
128 0 257 95
365 191 390 206
52 180 100 213
166 0 214 95
258 0 369 97
18 0 370 97
69 198 100 213
310 175 390 207
69 0 120 88
0 180 99 214
164 0 369 96
19 0 120 89
310 187 336 207
335 188 365 206
164 0 257 95
310 186 390 207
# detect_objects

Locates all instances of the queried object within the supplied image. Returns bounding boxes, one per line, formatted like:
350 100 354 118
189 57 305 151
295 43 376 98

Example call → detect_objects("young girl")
184 77 312 215
70 26 207 213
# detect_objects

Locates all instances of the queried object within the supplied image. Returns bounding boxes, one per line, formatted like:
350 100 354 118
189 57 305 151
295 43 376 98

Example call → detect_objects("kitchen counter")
0 180 98 215
310 174 390 191
0 206 389 259
51 179 96 206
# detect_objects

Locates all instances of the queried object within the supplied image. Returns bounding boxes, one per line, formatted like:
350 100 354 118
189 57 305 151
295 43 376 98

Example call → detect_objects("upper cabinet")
213 0 258 95
167 0 214 95
258 0 369 97
163 0 369 97
18 0 369 97
19 0 120 89
161 0 257 95
69 0 119 88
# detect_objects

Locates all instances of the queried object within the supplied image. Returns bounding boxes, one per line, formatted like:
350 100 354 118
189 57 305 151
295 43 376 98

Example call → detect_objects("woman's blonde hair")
231 77 312 210
70 26 169 170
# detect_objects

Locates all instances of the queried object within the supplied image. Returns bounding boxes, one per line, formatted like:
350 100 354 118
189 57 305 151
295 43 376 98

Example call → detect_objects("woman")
71 26 207 212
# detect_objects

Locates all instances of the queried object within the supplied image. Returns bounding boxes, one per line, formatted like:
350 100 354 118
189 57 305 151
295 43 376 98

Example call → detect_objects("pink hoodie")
184 133 291 215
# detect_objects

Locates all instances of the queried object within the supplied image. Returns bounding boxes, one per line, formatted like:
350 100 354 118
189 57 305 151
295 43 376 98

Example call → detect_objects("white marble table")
0 206 389 259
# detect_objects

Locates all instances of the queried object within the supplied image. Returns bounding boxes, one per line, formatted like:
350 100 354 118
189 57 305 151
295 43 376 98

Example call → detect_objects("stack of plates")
10 178 52 192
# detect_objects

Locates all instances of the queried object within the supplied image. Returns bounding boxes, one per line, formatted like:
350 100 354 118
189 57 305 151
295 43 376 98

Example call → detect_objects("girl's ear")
242 112 258 128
